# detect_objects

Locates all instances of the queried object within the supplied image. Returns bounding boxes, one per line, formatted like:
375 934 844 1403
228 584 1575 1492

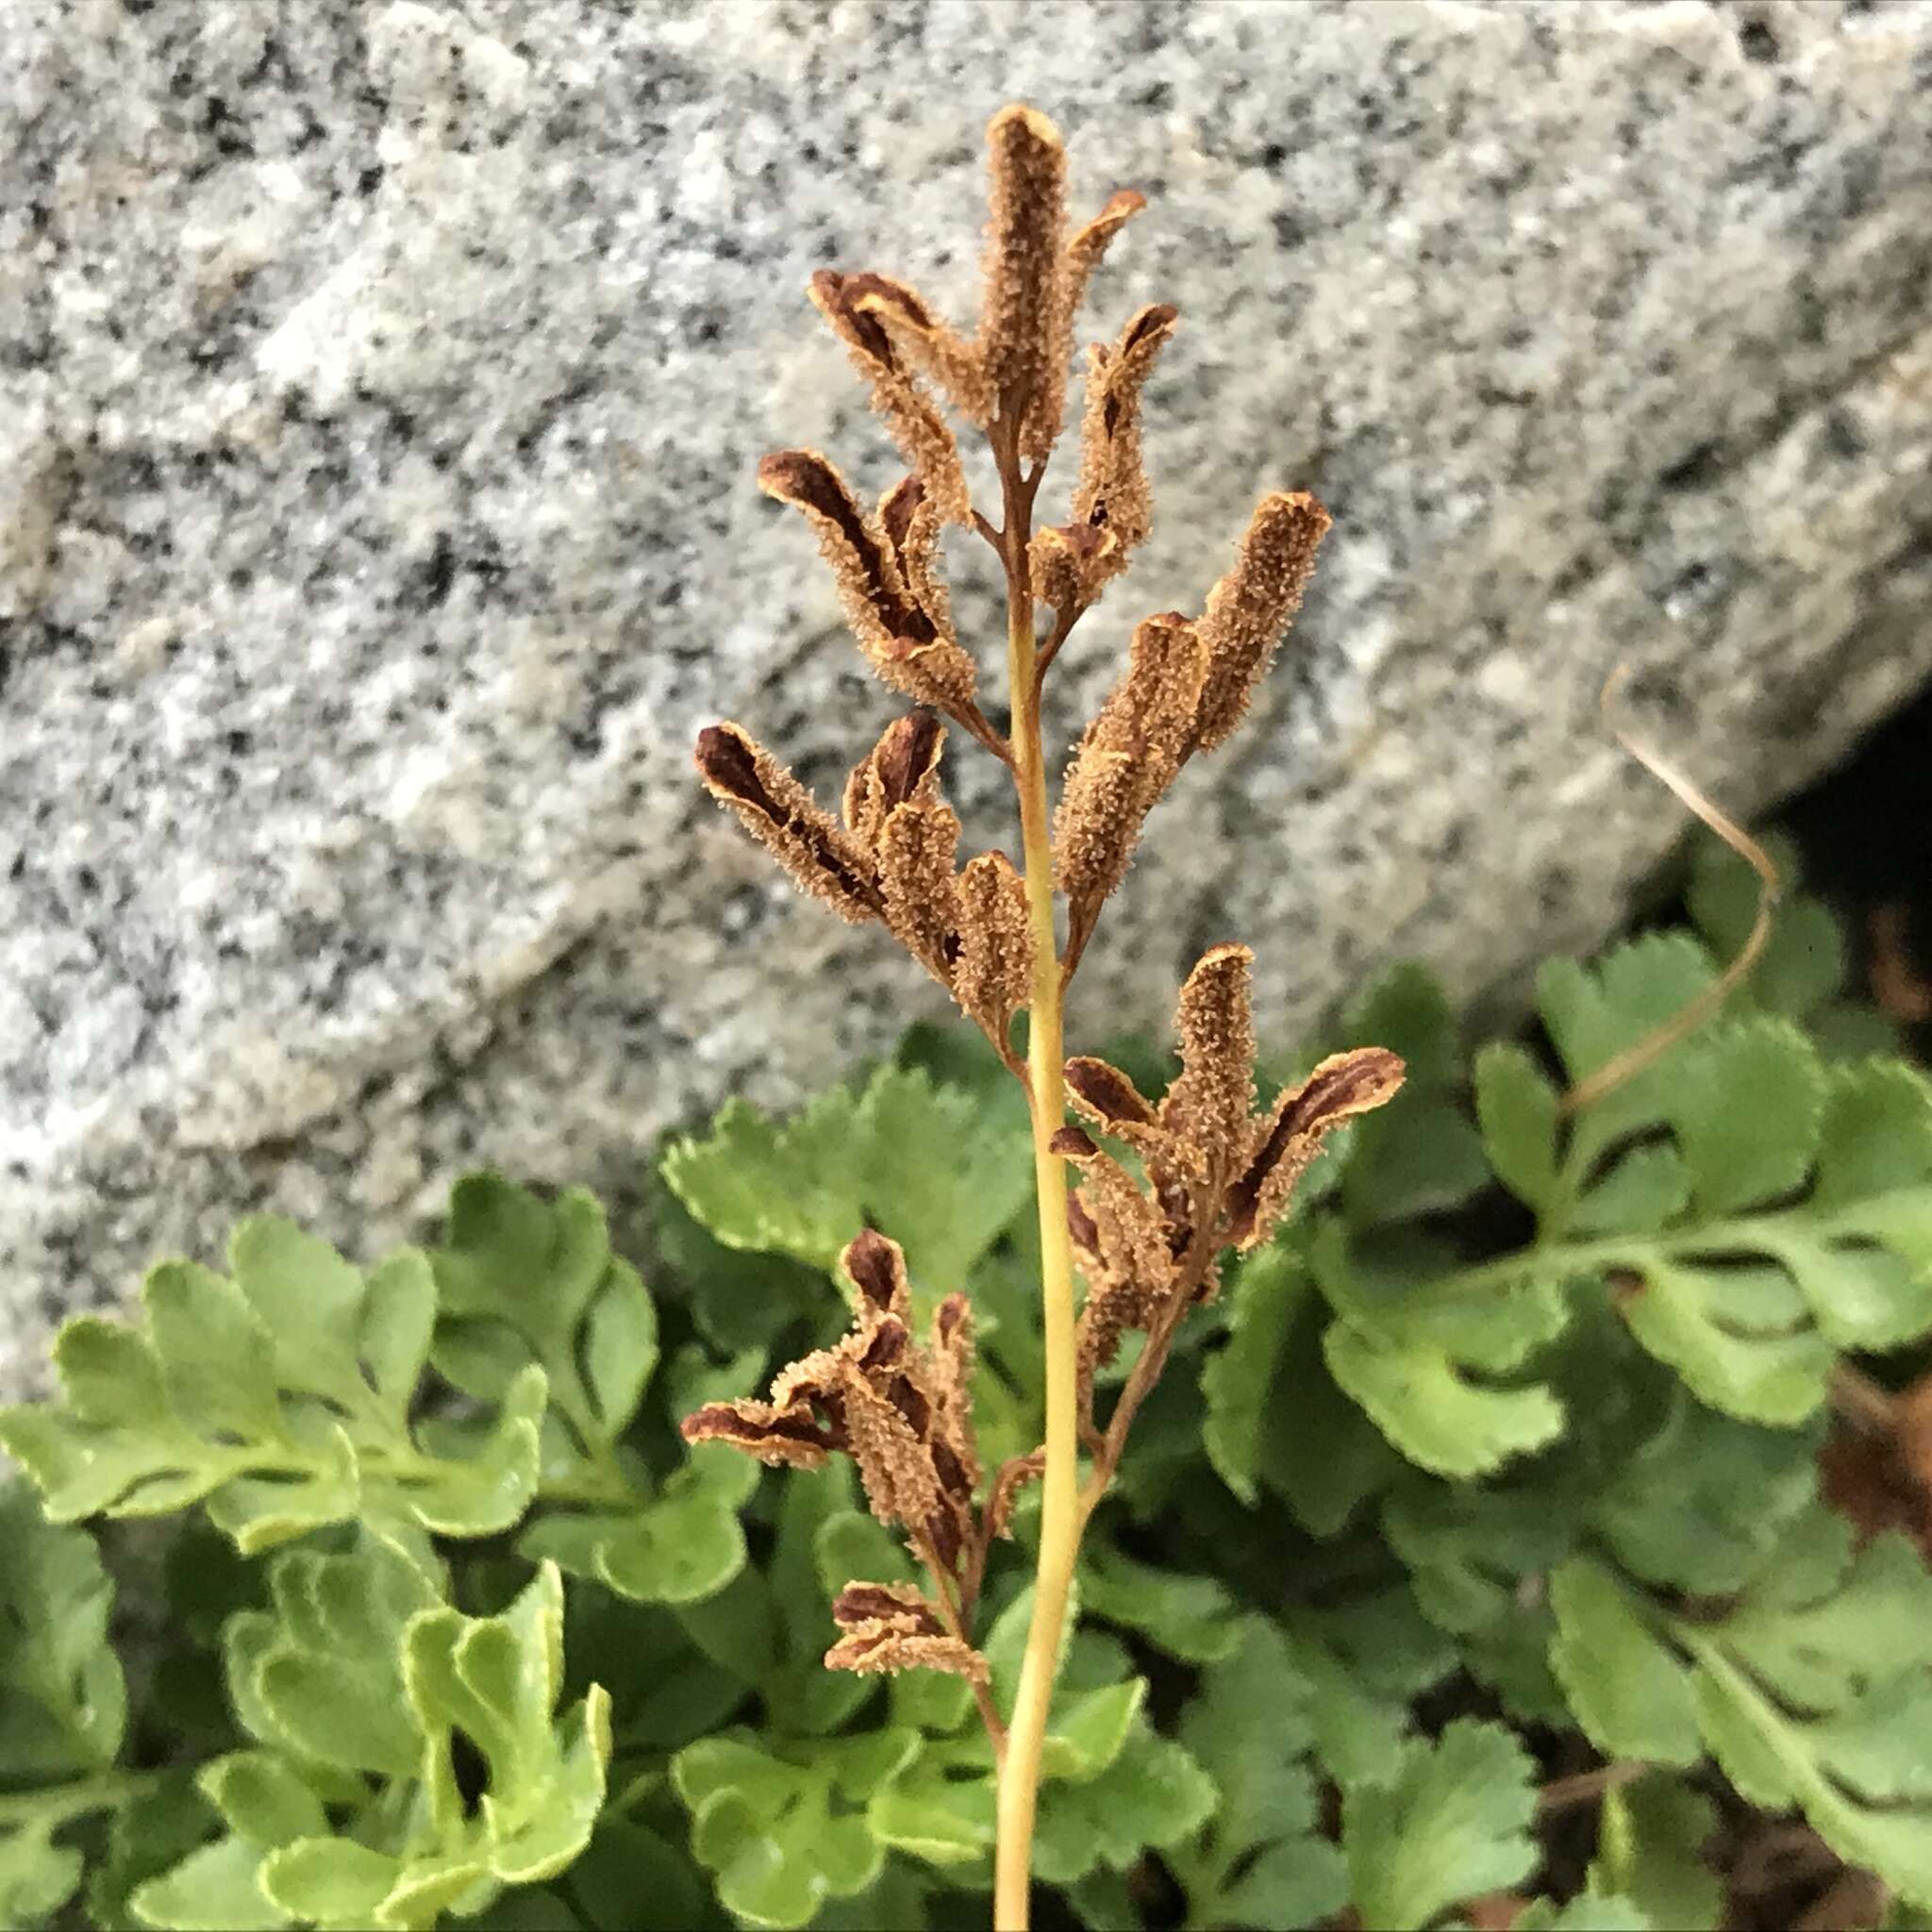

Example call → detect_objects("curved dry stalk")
1559 663 1782 1117
1536 1759 1650 1815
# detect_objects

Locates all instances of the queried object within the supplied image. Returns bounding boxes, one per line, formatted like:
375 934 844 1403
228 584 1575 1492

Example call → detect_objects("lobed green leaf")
1587 1773 1722 1932
660 1064 1033 1307
133 1548 612 1932
1340 1719 1539 1932
1552 1507 1932 1909
0 1225 551 1553
1169 1618 1345 1931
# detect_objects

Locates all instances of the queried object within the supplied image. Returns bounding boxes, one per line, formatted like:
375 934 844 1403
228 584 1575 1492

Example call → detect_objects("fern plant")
4 95 1932 1932
675 101 1401 1924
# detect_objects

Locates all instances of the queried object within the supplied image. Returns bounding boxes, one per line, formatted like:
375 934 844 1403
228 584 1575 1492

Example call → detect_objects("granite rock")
4 0 1931 1387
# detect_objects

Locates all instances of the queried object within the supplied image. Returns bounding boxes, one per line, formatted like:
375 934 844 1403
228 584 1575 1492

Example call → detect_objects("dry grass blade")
1559 663 1782 1117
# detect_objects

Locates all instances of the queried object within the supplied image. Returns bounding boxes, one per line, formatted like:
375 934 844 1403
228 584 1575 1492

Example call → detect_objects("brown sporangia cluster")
754 453 983 725
684 102 1406 1731
696 710 1034 1070
1033 300 1175 609
1054 945 1405 1463
683 1229 1020 1690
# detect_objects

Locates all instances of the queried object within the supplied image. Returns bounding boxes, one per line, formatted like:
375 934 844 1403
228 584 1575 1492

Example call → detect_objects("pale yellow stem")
991 537 1081 1932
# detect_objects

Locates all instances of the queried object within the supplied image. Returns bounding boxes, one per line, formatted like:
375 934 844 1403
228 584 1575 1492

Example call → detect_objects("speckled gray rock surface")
4 0 1931 1388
